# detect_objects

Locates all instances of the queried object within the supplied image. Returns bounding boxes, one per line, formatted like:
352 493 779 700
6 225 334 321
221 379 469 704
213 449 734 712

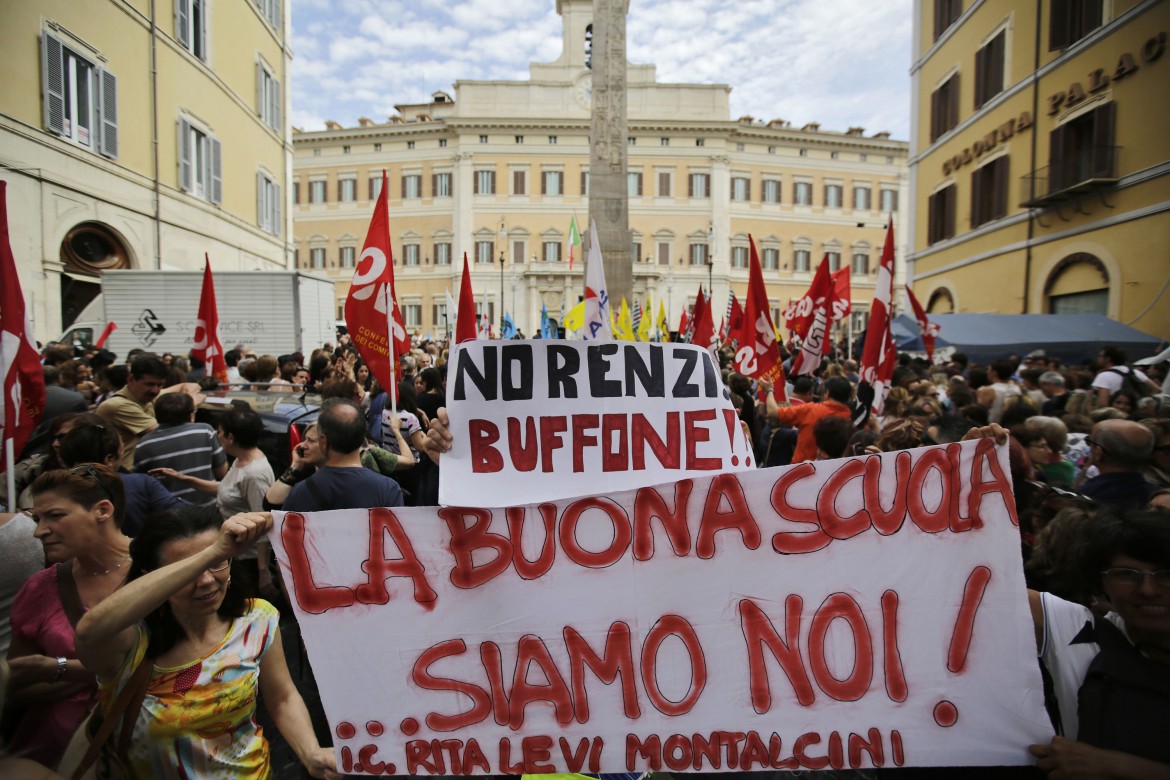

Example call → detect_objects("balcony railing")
1020 146 1119 207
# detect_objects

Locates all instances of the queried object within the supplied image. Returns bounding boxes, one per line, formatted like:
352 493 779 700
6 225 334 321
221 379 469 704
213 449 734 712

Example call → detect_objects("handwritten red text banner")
270 439 1052 774
440 341 751 506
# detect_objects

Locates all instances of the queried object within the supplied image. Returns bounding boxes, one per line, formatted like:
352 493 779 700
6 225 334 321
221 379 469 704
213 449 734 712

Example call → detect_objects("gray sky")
291 0 913 139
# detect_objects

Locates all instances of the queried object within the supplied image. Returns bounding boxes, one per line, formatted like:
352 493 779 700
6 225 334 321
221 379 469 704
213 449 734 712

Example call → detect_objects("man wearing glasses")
1079 419 1161 509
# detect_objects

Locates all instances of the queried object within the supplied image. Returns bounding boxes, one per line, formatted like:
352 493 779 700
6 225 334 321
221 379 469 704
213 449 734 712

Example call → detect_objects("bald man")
1079 419 1160 508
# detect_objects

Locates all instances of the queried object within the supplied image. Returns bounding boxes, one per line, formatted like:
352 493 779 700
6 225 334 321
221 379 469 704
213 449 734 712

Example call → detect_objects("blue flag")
502 312 516 339
541 303 553 339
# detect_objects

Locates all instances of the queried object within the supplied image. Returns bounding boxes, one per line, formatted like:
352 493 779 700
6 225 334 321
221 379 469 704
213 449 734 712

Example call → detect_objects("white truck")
59 270 337 358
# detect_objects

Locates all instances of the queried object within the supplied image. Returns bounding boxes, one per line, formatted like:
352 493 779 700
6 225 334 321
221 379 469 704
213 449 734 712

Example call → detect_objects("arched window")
927 287 955 314
1045 253 1108 315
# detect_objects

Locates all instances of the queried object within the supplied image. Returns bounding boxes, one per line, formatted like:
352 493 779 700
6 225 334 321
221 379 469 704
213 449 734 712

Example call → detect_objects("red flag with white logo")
455 253 477 345
831 266 852 323
732 237 785 395
345 171 409 393
789 256 835 376
0 181 46 470
191 255 228 384
859 221 898 413
906 285 939 363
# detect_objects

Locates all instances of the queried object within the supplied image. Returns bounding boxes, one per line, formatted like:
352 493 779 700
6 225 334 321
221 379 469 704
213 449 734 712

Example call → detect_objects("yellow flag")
615 298 636 341
637 295 653 342
563 299 586 331
657 299 670 341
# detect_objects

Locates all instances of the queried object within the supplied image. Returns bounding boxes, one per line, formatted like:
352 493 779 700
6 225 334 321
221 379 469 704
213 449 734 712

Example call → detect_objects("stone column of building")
453 151 474 269
588 0 633 307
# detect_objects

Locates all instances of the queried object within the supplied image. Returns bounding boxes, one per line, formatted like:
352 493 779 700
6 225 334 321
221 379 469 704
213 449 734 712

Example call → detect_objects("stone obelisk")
588 0 632 307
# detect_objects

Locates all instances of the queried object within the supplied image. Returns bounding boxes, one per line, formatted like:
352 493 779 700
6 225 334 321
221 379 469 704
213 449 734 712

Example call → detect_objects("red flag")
0 181 47 469
677 307 689 338
789 256 835 376
95 321 117 348
455 253 477 345
345 171 409 391
859 221 898 413
830 267 852 323
720 292 745 347
690 286 715 354
732 237 785 396
906 286 939 362
190 256 228 384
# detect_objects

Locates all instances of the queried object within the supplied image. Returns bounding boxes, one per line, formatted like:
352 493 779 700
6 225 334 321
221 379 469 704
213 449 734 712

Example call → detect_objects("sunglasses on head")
69 464 117 506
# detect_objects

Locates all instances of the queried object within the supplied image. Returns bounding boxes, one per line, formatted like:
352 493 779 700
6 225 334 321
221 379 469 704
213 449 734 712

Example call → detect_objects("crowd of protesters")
1 331 1168 777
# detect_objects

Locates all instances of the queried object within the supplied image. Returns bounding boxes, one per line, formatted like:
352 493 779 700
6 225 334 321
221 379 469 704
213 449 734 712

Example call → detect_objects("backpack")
1076 616 1170 762
1106 367 1154 399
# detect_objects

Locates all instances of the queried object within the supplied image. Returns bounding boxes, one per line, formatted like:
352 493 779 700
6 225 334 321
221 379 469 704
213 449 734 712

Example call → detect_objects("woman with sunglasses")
6 464 130 769
73 507 339 779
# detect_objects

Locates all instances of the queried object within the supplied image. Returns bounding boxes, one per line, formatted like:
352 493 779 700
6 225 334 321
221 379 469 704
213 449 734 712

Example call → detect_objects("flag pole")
5 439 15 513
386 284 398 414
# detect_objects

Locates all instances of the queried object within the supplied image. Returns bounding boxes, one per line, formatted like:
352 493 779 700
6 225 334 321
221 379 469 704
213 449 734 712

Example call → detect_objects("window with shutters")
178 117 221 204
627 172 642 197
933 0 962 40
1048 103 1116 194
433 302 449 331
256 170 281 235
403 304 422 328
175 0 208 61
632 241 642 263
657 241 671 265
515 135 524 144
763 247 780 270
880 188 898 213
548 136 557 144
338 178 356 202
474 170 496 195
41 33 118 158
256 0 281 30
930 74 960 141
543 170 564 196
368 176 381 201
257 59 281 131
794 181 812 205
406 141 414 150
853 186 872 211
340 246 356 268
434 242 451 265
657 171 672 197
732 246 749 269
475 241 494 264
763 179 781 203
433 172 452 197
403 244 420 266
794 249 811 273
927 184 957 244
310 180 326 203
543 241 562 262
292 181 299 204
581 171 590 196
974 29 1006 109
511 169 527 195
825 184 843 208
731 177 750 201
310 247 325 269
402 174 421 199
688 173 711 199
827 251 841 272
513 240 525 264
438 139 447 147
689 243 709 265
970 156 1009 227
852 253 870 275
1050 0 1102 50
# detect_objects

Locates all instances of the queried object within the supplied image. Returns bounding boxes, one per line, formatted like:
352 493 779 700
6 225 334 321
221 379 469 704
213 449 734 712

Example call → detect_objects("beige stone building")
293 0 909 340
908 0 1169 341
1 0 292 341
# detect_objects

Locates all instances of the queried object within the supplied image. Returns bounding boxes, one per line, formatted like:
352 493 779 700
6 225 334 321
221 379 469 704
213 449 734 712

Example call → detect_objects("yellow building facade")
909 0 1169 342
1 0 292 341
293 0 909 339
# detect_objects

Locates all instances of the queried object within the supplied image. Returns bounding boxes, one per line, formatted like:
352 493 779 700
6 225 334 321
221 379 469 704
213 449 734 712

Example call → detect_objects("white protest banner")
269 438 1053 776
440 340 752 506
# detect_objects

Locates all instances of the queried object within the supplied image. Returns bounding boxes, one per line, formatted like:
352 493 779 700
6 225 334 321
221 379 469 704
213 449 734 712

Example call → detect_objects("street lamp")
706 223 715 298
498 219 507 335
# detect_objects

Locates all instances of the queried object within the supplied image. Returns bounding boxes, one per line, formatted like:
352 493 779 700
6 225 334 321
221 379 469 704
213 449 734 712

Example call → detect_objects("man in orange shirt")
762 376 854 464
